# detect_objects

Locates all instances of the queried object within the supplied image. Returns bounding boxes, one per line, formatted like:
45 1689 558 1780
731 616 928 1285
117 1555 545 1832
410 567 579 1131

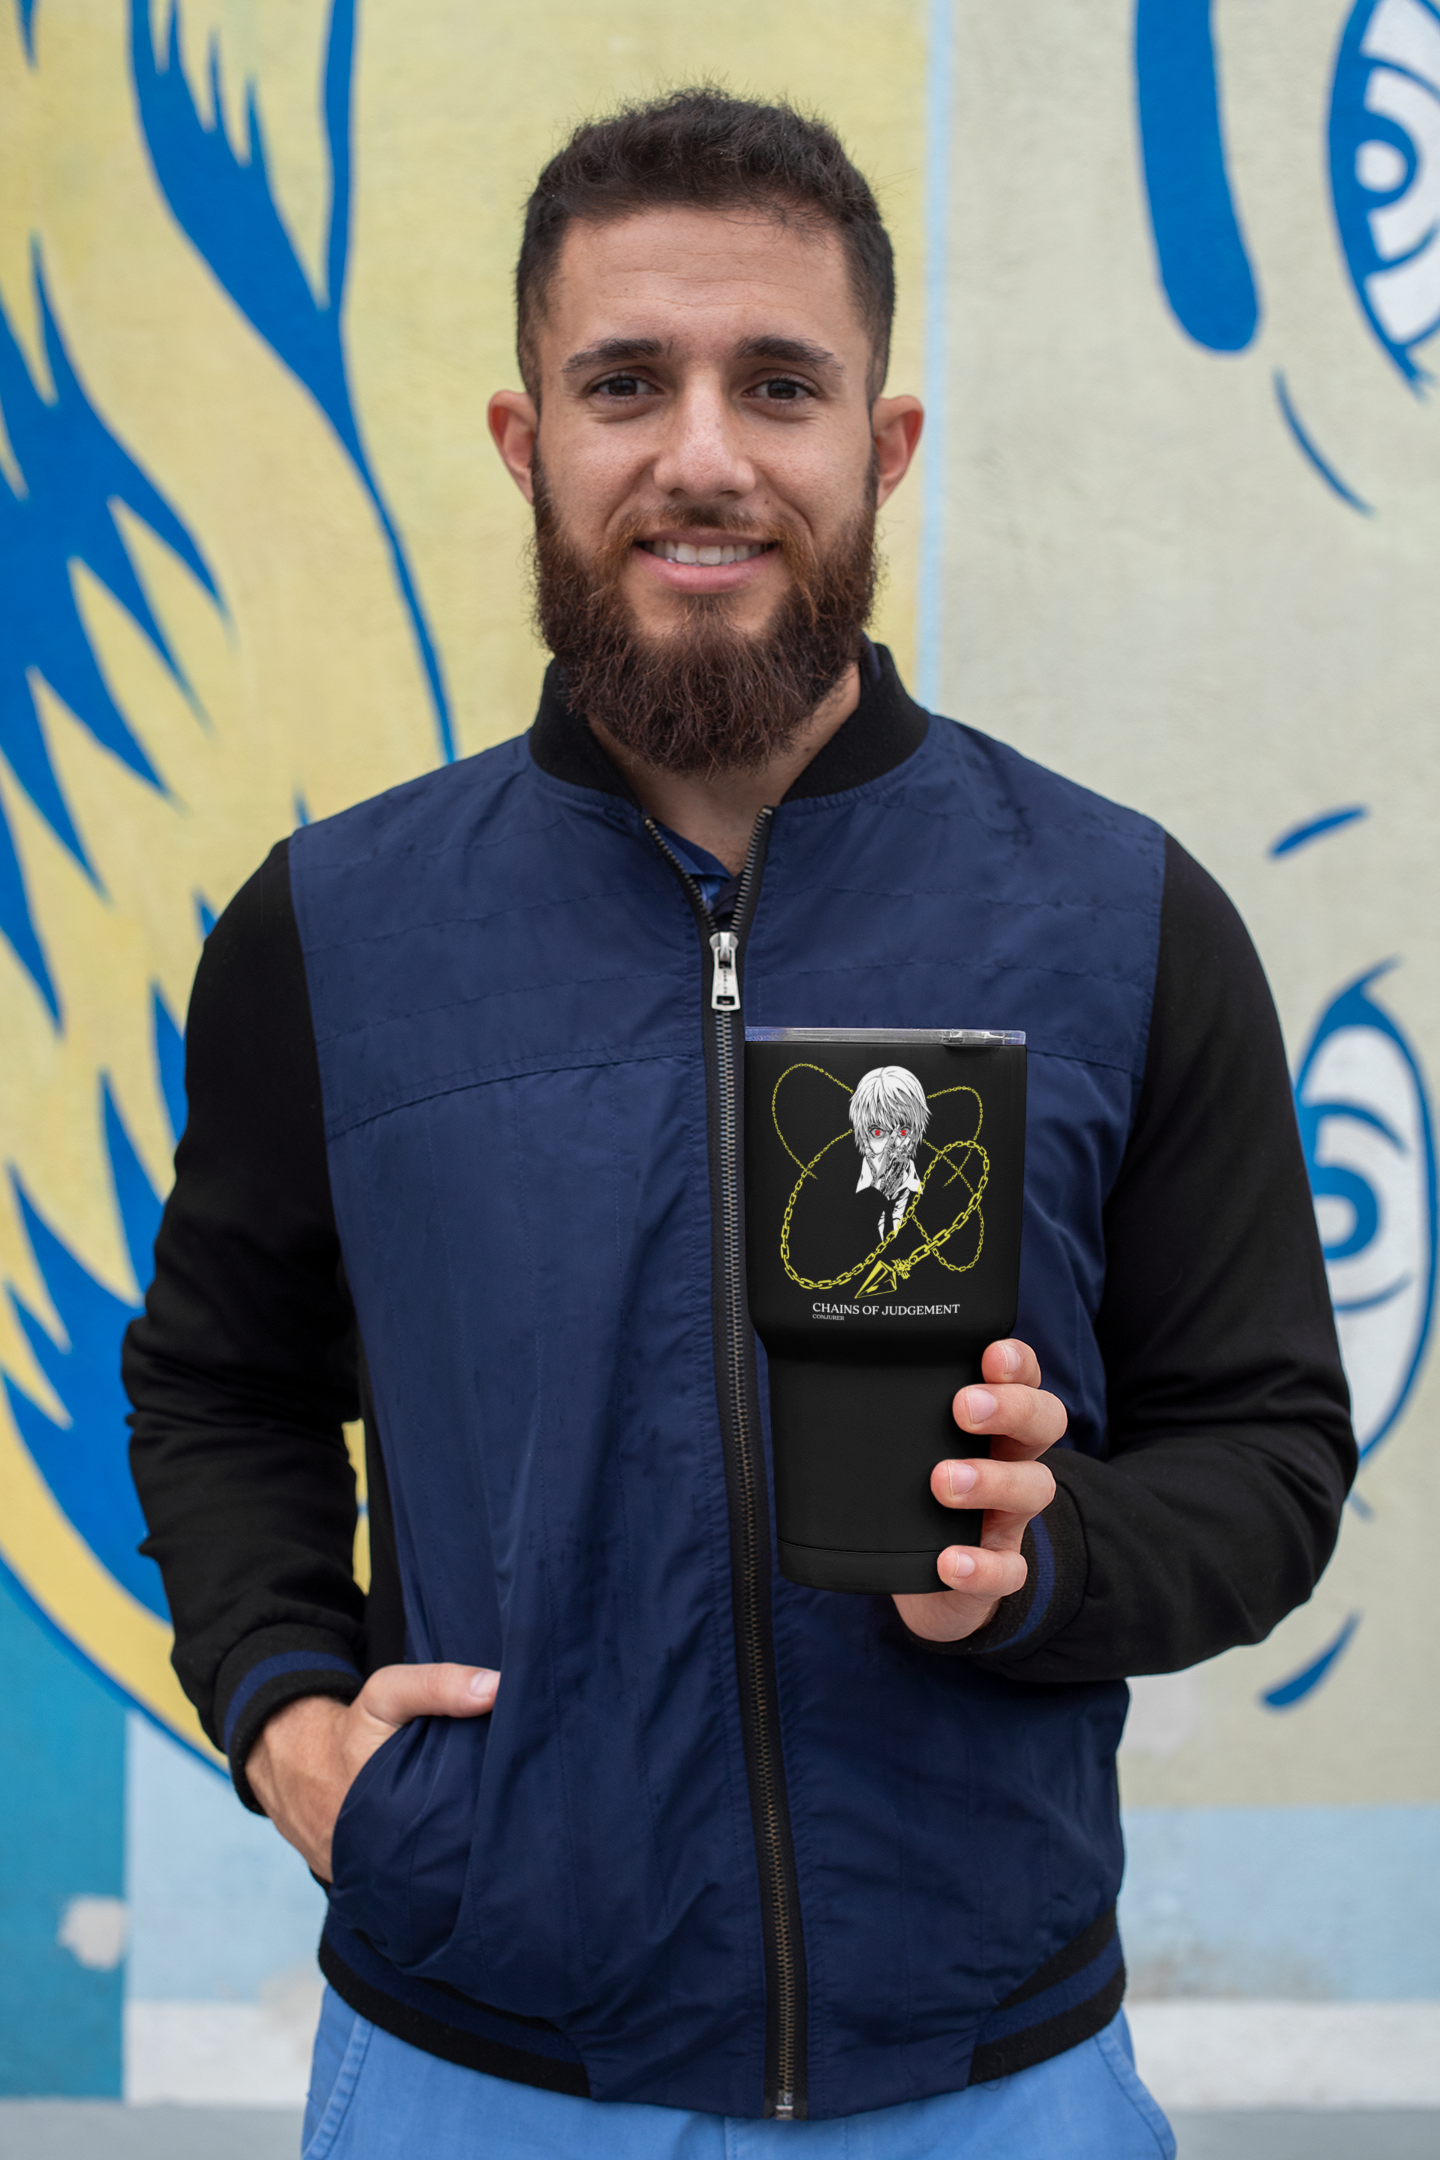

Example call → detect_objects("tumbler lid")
744 1026 1025 1045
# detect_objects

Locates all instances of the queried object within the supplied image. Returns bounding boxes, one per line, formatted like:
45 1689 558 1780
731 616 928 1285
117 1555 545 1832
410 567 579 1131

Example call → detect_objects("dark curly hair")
516 87 895 400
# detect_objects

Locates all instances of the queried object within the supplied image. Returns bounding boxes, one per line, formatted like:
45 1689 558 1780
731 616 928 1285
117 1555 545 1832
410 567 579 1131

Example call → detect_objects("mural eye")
1295 966 1437 1460
872 1127 883 1137
1357 139 1407 192
1330 0 1440 379
899 1125 908 1137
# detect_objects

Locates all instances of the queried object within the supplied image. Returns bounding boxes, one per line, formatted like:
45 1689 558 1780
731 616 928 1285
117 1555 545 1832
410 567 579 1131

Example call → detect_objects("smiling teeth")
651 540 767 565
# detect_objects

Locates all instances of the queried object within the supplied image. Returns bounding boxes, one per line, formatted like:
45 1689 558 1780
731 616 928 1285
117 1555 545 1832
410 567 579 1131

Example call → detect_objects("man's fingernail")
947 1550 977 1581
468 1670 497 1698
997 1342 1021 1376
965 1388 997 1423
948 1460 978 1498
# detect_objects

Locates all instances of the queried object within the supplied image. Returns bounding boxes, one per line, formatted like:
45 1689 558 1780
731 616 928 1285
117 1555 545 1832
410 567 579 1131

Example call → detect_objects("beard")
529 453 879 776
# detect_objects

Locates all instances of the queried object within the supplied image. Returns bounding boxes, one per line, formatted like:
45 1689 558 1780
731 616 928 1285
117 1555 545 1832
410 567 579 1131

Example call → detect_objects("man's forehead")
542 206 864 357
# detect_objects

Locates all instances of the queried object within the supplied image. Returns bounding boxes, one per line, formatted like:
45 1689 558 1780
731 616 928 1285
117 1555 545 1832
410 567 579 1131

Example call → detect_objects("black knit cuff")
215 1625 363 1812
906 1474 1088 1663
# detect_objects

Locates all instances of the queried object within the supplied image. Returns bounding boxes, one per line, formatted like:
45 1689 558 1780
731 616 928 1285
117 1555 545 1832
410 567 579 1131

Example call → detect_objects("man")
126 89 1353 2158
850 1064 929 1242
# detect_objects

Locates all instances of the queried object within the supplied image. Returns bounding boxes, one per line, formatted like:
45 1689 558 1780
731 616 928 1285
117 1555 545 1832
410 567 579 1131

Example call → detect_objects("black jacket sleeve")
124 841 366 1803
947 835 1356 1678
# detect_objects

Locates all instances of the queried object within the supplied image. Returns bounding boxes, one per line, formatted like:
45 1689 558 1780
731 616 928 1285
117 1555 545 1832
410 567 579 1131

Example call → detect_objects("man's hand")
246 1663 499 1882
894 1339 1064 1645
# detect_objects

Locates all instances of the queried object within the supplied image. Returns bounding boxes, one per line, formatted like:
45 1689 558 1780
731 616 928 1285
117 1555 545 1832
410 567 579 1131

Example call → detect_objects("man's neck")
588 661 862 875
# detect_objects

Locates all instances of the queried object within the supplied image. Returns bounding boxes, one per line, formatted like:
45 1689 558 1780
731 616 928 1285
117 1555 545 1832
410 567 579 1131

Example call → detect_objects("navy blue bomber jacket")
125 647 1353 2121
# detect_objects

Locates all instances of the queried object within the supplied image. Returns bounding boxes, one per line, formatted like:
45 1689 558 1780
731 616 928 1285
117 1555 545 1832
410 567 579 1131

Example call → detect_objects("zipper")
710 930 741 1012
646 809 807 2121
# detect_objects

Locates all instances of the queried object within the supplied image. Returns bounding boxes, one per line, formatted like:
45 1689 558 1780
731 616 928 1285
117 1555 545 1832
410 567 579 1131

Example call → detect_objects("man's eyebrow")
562 337 667 375
560 334 843 377
734 335 840 372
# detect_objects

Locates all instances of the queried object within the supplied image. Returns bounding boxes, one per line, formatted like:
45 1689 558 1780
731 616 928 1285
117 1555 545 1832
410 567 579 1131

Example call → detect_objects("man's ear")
488 391 539 504
871 395 923 510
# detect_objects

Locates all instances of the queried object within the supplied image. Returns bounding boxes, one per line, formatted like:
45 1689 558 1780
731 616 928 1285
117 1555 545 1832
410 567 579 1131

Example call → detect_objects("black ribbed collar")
527 640 929 804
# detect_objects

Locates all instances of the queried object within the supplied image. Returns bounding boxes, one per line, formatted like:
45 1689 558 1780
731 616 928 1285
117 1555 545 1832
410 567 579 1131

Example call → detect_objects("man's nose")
650 378 757 501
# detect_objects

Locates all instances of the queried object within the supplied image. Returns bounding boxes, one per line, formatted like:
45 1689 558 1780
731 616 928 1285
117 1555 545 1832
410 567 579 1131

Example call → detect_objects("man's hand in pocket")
246 1664 499 1881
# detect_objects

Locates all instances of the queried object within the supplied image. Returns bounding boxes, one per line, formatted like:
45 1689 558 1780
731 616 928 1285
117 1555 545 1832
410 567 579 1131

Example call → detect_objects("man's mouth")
639 539 775 566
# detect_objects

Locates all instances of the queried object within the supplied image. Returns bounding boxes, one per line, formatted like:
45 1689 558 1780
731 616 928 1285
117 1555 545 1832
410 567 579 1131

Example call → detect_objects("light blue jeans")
302 1985 1175 2158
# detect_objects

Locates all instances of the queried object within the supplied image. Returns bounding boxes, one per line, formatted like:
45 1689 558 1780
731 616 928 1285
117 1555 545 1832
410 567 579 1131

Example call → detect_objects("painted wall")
933 0 1440 2009
0 0 1434 2100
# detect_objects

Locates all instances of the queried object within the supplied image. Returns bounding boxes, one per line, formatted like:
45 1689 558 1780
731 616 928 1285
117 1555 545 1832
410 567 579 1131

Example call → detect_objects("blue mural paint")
1121 1804 1440 1996
1134 0 1260 352
1274 370 1374 513
0 254 219 1019
323 0 356 326
154 989 187 1147
1270 804 1369 856
0 1569 125 2096
2 984 185 1625
126 1712 324 2002
0 787 54 1018
1296 965 1437 1460
1253 966 1437 1705
129 0 456 765
1330 0 1440 386
5 1089 166 1619
15 0 36 64
103 1085 165 1305
195 894 217 939
1262 1611 1362 1708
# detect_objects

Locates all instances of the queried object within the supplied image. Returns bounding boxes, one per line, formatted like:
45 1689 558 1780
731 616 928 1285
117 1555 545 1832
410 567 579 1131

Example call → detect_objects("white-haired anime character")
850 1065 930 1242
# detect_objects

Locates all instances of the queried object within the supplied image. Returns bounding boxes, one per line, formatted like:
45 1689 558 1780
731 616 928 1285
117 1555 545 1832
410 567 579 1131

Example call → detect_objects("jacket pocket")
327 1712 491 1971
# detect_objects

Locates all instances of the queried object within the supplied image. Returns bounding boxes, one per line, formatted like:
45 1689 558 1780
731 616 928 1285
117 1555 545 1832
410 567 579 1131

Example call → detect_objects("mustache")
592 506 827 629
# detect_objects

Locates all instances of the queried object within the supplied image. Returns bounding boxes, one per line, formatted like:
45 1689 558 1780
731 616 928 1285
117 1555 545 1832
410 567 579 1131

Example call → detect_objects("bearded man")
126 90 1353 2160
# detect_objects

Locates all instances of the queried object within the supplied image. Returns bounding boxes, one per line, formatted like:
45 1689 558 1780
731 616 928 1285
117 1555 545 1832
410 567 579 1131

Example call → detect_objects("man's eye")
593 374 651 399
753 377 812 402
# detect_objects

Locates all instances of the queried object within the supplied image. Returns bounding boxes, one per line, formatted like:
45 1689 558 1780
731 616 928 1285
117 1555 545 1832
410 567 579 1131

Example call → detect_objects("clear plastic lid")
744 1027 1025 1046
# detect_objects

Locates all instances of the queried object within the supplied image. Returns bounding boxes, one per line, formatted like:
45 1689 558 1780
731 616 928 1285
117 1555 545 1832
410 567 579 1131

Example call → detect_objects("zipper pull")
710 930 741 1013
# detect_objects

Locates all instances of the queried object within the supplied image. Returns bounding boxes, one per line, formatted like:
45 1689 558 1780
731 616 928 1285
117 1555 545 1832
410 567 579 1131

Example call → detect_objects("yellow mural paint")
0 0 930 1762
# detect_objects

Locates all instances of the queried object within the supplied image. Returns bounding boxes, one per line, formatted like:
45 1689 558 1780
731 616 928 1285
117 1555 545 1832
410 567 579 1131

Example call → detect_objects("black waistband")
319 1921 590 2097
968 1903 1125 2084
319 1902 1124 2106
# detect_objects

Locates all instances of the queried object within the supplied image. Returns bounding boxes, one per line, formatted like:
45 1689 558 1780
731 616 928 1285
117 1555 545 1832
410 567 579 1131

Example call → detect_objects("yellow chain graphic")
771 1065 989 1296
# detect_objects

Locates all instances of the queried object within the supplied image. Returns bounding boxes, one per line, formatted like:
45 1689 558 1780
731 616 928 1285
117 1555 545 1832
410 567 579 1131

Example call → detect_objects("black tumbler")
745 1028 1027 1594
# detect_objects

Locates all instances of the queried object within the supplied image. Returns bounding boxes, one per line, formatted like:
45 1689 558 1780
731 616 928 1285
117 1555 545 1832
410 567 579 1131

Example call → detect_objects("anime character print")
771 1060 990 1300
851 1065 929 1241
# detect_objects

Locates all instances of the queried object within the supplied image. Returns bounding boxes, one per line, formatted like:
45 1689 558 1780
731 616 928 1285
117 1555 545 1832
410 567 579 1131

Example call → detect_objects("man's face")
489 207 920 771
514 205 892 637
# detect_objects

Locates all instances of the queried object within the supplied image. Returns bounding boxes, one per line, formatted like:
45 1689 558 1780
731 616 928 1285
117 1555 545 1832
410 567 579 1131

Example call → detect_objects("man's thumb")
359 1661 499 1729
